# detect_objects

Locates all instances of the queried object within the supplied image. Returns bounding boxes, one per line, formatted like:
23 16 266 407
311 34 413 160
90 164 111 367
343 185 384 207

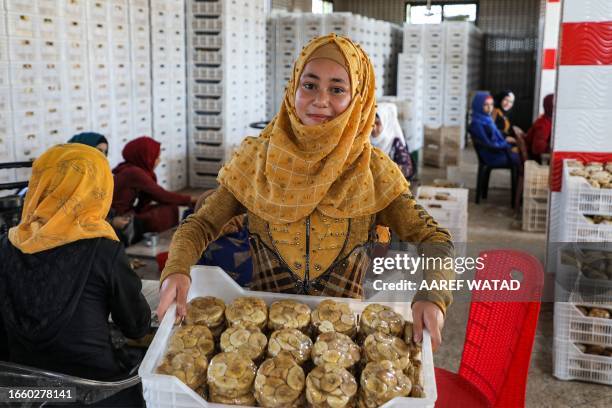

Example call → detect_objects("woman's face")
154 156 161 169
501 94 515 111
483 98 494 115
96 143 108 156
295 58 351 126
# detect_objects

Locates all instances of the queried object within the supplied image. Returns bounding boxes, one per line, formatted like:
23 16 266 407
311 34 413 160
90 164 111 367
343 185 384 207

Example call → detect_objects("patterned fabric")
8 144 118 254
248 232 370 299
199 228 252 287
391 138 415 181
218 33 408 224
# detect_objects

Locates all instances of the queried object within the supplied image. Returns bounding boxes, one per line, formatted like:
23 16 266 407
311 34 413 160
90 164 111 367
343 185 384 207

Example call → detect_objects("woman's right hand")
156 273 191 321
505 136 517 144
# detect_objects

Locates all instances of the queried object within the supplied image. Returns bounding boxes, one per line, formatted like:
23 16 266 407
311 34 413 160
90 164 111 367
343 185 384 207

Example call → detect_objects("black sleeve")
0 313 8 361
109 246 151 339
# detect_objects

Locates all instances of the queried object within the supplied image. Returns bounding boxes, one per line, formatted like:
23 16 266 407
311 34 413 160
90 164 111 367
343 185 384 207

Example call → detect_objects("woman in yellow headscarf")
0 144 150 406
158 34 455 350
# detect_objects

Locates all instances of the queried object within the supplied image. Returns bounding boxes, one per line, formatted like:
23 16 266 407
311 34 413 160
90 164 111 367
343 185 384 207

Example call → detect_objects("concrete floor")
418 161 612 407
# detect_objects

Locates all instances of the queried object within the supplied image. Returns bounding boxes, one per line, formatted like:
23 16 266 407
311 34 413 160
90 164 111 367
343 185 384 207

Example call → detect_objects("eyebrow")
303 72 348 84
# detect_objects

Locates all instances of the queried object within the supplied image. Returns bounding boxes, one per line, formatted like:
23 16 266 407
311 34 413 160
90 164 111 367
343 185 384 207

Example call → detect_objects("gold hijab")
218 34 408 223
9 144 118 254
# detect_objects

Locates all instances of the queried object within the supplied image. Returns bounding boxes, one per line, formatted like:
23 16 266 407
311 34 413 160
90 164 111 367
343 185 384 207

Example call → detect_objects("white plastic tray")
139 266 437 408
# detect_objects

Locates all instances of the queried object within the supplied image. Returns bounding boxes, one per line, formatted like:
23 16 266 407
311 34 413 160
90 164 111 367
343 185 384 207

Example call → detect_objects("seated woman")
112 136 195 241
370 103 416 181
525 94 554 163
492 90 528 161
469 92 521 168
0 144 150 407
158 34 455 352
68 132 109 156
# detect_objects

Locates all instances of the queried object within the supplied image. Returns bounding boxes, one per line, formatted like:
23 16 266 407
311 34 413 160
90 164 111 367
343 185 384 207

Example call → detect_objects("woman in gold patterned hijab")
9 143 118 253
159 34 454 351
1 144 150 405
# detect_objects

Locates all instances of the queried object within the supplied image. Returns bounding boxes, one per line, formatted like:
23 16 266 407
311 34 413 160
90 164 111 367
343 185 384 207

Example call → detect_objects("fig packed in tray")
156 296 425 407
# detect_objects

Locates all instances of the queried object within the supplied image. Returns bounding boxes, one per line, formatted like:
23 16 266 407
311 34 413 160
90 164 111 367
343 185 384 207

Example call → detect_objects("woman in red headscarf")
112 137 194 239
525 94 554 163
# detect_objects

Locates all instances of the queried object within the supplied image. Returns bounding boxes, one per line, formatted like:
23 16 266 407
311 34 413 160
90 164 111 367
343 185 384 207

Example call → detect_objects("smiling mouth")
307 114 330 122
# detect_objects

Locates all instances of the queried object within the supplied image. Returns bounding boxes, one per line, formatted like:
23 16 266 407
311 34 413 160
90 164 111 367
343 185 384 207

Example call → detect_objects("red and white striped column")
548 0 612 245
539 0 561 114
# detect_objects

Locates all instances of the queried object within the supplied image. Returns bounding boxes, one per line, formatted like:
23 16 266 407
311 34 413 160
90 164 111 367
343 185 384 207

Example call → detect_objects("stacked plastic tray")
553 159 612 384
398 22 482 154
415 186 469 245
187 0 266 189
554 299 612 385
396 51 424 152
151 0 187 191
129 0 153 139
560 160 612 242
522 160 549 232
0 1 14 183
5 0 66 170
443 22 482 145
266 12 401 118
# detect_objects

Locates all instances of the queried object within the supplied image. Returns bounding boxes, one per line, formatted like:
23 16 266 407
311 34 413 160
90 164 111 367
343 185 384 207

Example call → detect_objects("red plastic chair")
435 249 544 408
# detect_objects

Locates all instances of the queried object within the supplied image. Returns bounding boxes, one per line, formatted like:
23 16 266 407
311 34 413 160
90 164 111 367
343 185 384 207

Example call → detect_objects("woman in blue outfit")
469 92 521 168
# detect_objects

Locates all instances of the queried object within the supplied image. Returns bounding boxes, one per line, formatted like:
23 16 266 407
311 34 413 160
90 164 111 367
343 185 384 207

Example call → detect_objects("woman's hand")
505 136 517 144
156 273 191 321
411 301 445 352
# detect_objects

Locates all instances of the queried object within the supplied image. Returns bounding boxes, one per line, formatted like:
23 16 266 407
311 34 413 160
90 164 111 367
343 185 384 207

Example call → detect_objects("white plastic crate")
43 106 65 129
192 97 222 112
63 19 86 40
39 40 61 61
111 41 130 61
192 49 222 64
87 0 109 22
12 109 42 138
111 22 129 41
416 186 468 240
524 161 549 199
190 143 225 160
6 13 38 38
40 63 62 86
12 86 41 110
191 15 222 31
554 337 612 385
555 302 612 347
562 159 612 216
522 197 548 233
39 15 61 39
191 128 224 144
192 83 223 97
564 213 612 242
0 88 10 111
191 158 224 174
110 0 128 22
191 0 222 16
9 38 39 61
189 172 219 188
191 33 223 48
139 266 437 408
10 62 40 86
89 41 109 61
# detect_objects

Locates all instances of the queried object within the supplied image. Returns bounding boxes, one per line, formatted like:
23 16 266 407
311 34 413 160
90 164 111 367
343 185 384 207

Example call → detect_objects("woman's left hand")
411 301 445 352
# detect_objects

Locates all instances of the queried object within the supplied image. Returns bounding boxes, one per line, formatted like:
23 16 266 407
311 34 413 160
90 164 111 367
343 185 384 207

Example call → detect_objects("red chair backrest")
458 249 544 408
